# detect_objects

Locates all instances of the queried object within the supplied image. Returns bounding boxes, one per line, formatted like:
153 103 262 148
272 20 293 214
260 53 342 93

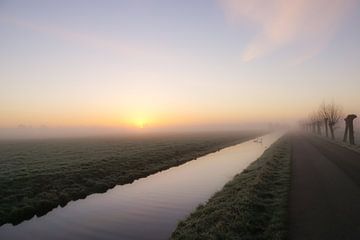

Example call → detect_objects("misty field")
0 131 261 226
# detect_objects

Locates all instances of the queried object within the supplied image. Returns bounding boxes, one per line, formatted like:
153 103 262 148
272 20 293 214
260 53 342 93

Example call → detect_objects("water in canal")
0 132 283 240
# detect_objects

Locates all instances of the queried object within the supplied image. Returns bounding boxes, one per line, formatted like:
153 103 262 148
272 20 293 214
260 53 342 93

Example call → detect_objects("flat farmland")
0 131 261 226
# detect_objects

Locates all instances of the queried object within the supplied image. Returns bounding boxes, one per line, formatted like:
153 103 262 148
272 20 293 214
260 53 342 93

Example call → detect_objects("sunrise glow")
0 0 359 136
1 2 360 239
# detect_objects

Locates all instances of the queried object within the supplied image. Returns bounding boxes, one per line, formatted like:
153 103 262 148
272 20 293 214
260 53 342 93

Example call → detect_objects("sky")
1 0 360 136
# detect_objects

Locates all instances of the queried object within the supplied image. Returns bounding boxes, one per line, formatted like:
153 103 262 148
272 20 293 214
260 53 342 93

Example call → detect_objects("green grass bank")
0 131 261 226
171 136 291 240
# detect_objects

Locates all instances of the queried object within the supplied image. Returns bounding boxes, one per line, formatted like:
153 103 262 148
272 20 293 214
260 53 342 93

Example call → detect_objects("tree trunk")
329 124 335 140
346 114 357 145
324 118 329 138
317 121 321 135
343 119 349 142
349 120 355 145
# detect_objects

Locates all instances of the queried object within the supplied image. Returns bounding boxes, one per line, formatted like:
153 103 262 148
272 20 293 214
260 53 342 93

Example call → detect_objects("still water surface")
0 132 282 240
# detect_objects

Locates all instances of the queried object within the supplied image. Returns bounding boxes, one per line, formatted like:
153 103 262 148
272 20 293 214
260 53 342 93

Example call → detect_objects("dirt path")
289 135 360 240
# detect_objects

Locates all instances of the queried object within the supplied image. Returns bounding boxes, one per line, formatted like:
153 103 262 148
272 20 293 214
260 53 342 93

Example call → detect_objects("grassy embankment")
318 135 360 154
0 131 262 226
171 136 291 240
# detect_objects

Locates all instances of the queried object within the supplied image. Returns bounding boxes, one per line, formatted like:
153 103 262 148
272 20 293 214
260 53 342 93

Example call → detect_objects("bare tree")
309 112 322 135
319 103 329 138
309 113 317 133
320 103 343 140
316 113 322 135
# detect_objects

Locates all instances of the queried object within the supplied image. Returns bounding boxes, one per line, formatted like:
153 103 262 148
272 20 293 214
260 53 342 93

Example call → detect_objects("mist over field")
1 1 359 136
1 1 360 239
0 122 289 140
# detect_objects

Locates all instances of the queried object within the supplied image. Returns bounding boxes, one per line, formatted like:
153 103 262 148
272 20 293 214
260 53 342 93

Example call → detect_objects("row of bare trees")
301 102 358 145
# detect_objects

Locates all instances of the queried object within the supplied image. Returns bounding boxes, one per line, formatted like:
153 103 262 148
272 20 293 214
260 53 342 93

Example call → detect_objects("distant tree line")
300 102 358 145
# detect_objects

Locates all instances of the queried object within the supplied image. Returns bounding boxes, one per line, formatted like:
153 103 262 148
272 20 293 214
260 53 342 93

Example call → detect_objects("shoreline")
171 136 291 239
0 132 263 226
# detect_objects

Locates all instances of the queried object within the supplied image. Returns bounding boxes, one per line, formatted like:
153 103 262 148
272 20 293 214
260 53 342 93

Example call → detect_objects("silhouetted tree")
309 112 322 135
322 103 343 140
308 114 315 133
343 114 357 145
319 103 329 138
315 113 322 135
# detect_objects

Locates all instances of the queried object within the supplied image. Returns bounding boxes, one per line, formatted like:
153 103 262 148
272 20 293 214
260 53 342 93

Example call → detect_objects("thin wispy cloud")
219 0 356 63
0 15 141 57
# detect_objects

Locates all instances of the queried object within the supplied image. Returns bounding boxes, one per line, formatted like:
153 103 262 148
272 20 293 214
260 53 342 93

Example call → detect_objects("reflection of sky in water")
0 133 283 240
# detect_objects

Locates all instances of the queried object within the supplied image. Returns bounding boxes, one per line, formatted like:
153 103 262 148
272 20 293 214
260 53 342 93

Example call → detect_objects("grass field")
0 131 261 226
171 136 291 240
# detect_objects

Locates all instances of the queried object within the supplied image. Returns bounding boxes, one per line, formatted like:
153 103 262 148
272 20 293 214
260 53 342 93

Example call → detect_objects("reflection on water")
0 132 283 240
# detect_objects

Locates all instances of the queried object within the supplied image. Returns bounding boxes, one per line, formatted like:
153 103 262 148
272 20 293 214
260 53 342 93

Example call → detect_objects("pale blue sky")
1 0 360 130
